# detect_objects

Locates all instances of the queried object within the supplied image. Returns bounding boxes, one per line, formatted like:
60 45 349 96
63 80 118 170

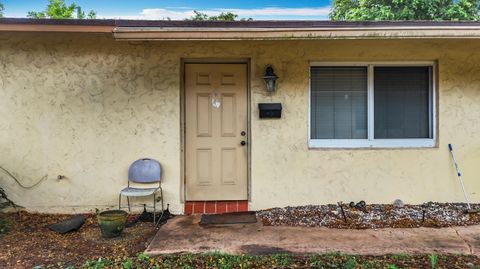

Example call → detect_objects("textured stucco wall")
0 33 182 213
1 32 480 213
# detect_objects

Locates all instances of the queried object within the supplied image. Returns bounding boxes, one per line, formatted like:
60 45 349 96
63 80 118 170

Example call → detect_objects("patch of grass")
309 252 342 268
271 253 293 268
137 252 150 262
81 252 480 269
82 258 111 269
391 253 409 260
201 252 253 269
173 253 196 269
309 254 323 268
343 256 358 269
121 258 133 269
359 260 381 269
310 252 378 269
429 253 438 269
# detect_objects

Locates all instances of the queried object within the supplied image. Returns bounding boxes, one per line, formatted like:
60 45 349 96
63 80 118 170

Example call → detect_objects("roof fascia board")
0 24 113 33
113 26 480 40
115 26 480 31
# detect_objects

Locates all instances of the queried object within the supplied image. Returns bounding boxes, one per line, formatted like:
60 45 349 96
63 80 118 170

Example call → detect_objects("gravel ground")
257 202 480 229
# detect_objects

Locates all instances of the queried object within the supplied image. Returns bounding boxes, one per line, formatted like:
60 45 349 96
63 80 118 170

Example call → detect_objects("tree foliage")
330 0 480 21
76 6 97 19
27 0 96 19
0 3 4 18
189 10 252 21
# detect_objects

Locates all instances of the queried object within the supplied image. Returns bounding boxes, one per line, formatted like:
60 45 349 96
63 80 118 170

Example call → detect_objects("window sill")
308 139 436 149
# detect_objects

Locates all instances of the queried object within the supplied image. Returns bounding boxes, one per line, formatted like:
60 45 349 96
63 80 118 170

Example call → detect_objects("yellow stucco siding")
1 32 480 213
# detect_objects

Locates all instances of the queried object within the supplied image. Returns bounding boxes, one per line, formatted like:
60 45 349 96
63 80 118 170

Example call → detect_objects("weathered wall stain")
1 32 480 213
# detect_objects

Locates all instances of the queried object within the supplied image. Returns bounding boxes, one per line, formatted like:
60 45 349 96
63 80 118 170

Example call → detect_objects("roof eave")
0 23 113 33
2 18 480 39
112 26 480 40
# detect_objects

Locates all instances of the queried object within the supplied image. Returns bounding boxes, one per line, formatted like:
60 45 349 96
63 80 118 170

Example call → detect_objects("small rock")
393 199 404 208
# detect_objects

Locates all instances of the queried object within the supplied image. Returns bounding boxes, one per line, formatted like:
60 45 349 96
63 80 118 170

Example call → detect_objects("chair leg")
160 187 164 212
154 188 165 227
153 193 156 224
127 196 130 212
118 194 122 210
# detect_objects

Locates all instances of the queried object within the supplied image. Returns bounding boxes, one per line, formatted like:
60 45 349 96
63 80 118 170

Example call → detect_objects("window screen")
310 67 368 139
374 67 431 139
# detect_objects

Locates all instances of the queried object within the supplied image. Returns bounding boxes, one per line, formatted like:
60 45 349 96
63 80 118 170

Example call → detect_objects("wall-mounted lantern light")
263 65 278 92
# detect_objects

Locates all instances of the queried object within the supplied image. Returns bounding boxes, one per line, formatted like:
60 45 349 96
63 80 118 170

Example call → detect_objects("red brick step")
184 200 248 215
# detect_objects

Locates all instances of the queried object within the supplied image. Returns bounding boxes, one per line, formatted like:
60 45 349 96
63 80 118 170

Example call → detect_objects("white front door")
185 63 248 200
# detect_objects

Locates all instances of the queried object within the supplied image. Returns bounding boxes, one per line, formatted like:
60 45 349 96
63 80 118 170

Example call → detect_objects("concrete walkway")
146 215 480 256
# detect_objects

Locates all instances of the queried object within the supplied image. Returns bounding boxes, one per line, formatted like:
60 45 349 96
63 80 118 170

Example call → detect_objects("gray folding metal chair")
119 158 164 224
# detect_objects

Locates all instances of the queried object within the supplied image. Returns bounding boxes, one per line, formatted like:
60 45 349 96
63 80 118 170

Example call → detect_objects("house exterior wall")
1 32 480 214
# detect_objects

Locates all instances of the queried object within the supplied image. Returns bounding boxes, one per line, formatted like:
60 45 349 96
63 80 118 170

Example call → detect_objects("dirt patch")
0 211 158 268
257 203 480 229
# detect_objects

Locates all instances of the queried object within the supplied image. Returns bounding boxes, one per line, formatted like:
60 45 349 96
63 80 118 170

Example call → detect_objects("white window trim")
308 61 437 149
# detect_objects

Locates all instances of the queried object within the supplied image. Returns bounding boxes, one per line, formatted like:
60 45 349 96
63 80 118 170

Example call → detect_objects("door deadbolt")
241 131 246 136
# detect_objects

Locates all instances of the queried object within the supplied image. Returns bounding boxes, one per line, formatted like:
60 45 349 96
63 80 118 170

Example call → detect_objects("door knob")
240 141 246 146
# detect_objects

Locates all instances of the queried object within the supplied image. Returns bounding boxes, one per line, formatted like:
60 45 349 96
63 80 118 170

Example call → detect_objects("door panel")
221 147 237 185
185 63 248 201
221 93 236 137
196 149 213 185
196 93 212 137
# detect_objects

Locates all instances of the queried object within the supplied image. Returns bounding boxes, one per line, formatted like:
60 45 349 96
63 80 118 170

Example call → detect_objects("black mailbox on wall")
258 103 282 119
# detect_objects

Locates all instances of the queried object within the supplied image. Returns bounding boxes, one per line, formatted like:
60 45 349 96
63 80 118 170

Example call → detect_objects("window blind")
310 67 368 139
374 67 431 139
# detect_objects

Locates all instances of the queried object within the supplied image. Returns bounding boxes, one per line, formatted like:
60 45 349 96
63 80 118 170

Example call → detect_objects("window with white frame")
309 63 435 148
